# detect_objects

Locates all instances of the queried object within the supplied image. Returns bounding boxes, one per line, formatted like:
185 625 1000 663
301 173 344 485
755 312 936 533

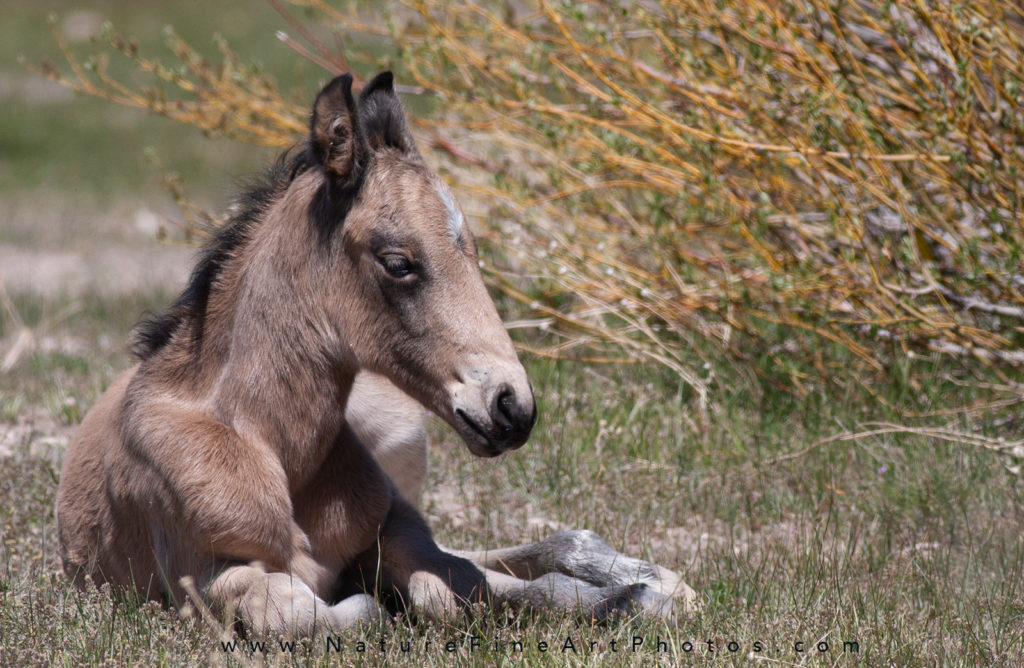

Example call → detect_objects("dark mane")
131 149 316 360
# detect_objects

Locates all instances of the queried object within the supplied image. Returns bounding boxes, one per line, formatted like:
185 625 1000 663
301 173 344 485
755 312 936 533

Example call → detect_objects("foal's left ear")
310 73 365 187
358 72 417 154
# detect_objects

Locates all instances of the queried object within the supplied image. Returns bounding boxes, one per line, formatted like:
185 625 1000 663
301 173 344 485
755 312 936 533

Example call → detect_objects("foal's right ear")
310 73 365 187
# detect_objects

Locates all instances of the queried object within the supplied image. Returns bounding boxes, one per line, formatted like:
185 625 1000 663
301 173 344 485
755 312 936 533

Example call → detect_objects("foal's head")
303 72 535 456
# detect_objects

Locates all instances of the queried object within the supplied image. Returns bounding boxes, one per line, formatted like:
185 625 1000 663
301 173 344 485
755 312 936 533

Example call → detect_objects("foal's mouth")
455 408 517 457
455 408 497 455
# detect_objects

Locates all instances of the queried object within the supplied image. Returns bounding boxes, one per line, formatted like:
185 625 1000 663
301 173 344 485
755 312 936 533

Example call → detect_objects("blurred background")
1 1 304 305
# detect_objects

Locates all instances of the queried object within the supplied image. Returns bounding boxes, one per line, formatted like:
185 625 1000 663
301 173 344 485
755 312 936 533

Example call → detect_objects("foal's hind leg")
452 530 698 612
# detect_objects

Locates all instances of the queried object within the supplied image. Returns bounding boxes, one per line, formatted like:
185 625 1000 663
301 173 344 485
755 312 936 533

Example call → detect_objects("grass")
2 288 1023 665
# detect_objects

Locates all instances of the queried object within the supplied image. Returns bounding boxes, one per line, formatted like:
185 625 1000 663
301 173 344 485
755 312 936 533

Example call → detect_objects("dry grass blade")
766 421 1023 465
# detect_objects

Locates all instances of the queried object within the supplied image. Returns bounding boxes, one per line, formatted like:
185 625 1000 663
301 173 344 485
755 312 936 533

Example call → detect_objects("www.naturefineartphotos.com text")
216 633 862 658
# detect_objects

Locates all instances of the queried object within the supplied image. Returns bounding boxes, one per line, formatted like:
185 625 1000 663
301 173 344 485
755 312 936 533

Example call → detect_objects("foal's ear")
310 73 365 186
358 72 417 154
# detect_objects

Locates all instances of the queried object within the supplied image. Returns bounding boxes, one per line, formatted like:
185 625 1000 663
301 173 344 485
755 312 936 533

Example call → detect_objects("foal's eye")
379 253 414 279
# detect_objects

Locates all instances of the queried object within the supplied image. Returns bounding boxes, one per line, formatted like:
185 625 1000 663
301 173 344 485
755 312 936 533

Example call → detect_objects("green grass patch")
1 291 1022 664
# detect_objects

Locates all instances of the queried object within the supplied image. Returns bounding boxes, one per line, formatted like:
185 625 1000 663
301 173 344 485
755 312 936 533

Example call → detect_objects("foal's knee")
207 566 384 636
407 570 464 621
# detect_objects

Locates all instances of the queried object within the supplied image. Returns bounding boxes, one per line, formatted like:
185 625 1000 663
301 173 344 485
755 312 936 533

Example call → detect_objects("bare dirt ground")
0 192 190 461
0 195 192 299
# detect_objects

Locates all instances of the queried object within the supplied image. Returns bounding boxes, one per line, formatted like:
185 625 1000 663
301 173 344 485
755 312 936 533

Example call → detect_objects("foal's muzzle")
453 382 537 457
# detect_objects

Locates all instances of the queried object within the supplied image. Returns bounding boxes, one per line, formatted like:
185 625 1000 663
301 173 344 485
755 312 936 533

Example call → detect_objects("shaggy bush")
33 0 1024 410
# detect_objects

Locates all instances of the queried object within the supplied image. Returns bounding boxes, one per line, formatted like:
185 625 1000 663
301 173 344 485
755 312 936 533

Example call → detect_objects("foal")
57 72 695 635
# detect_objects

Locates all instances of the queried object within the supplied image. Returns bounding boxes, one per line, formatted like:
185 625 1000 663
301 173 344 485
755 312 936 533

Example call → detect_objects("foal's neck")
197 174 358 478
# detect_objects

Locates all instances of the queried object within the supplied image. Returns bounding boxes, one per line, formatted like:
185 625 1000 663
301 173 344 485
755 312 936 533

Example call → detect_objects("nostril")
489 385 536 448
496 389 516 428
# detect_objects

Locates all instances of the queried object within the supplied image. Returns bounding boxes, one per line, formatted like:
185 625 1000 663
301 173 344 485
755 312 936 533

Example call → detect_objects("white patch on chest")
435 182 464 244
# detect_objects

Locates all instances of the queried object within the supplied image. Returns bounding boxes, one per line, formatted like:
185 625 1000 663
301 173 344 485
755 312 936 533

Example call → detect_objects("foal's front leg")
350 494 486 619
451 530 698 612
347 380 695 615
131 408 390 637
359 496 667 621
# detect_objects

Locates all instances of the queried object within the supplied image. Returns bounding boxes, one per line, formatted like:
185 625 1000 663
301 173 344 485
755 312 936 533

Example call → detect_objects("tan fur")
56 73 694 636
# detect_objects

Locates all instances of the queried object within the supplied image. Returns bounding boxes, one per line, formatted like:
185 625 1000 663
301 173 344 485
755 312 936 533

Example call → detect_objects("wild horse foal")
57 72 696 635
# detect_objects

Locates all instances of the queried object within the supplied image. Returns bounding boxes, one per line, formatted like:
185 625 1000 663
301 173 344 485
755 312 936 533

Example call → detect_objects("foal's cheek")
371 278 429 340
389 296 430 342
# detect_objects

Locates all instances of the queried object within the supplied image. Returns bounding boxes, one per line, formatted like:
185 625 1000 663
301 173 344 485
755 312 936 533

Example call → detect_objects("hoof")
630 584 676 619
588 583 674 622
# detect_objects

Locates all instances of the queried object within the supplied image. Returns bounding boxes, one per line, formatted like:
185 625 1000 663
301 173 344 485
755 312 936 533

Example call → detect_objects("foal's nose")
489 384 537 450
